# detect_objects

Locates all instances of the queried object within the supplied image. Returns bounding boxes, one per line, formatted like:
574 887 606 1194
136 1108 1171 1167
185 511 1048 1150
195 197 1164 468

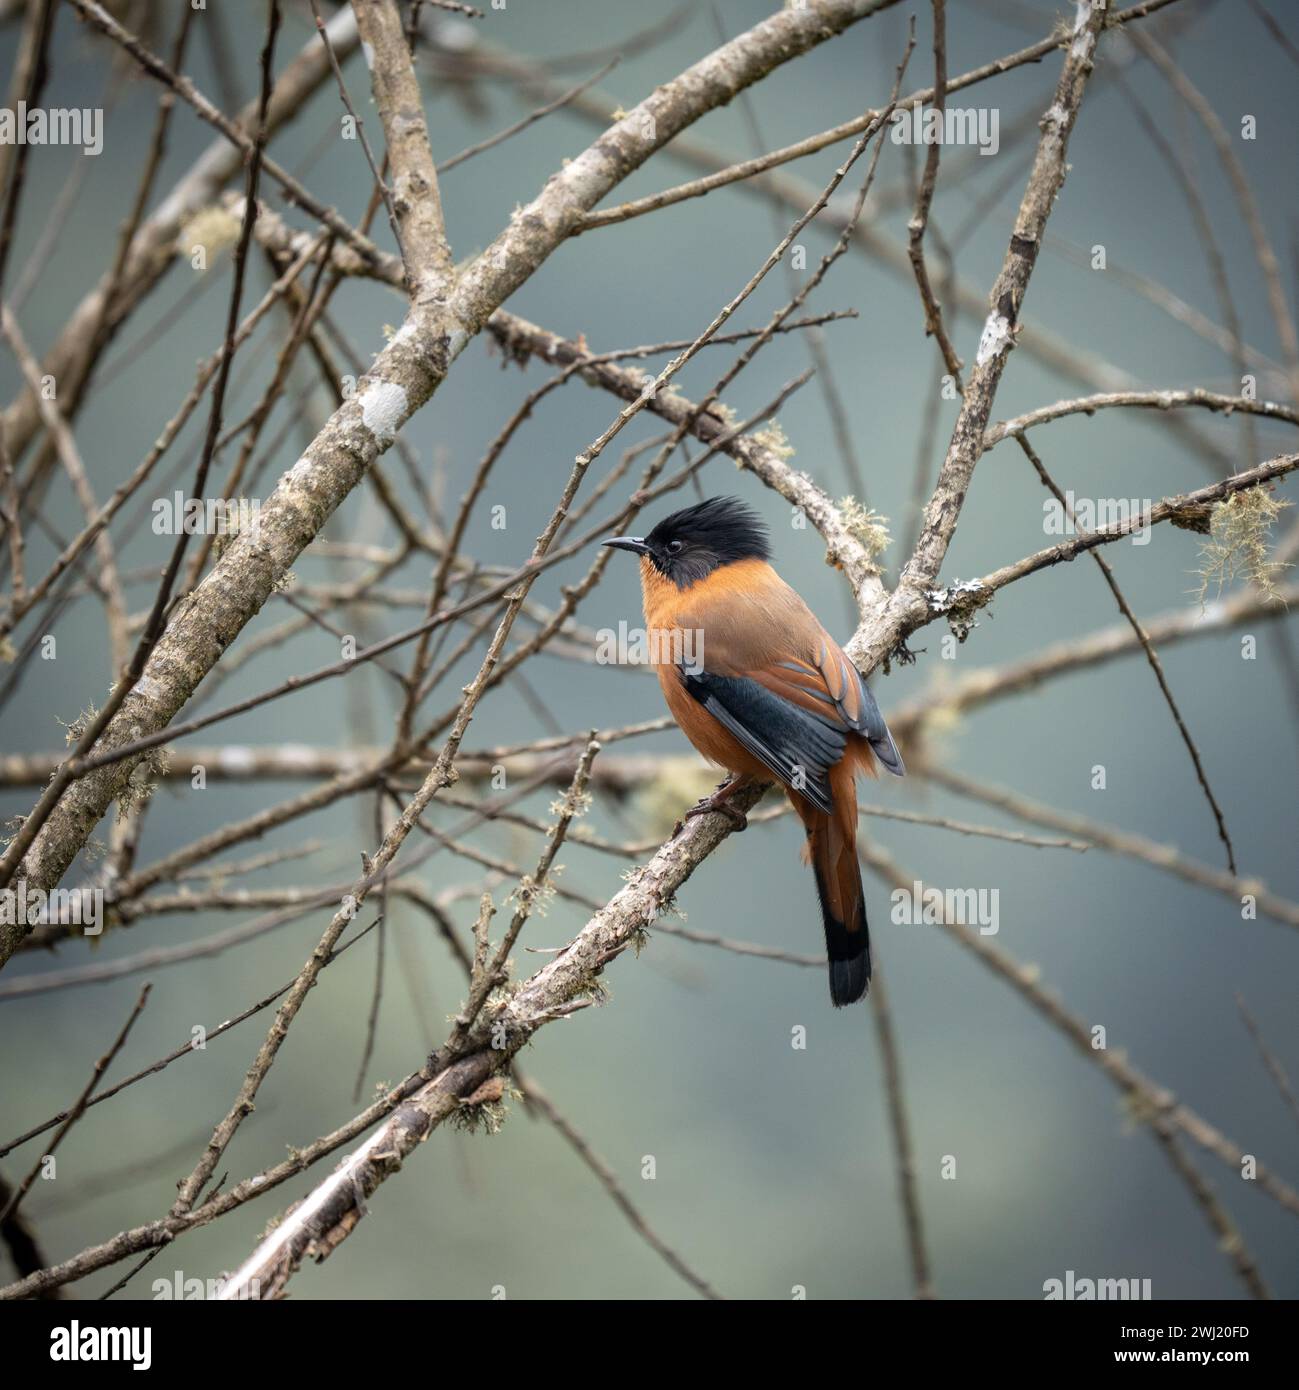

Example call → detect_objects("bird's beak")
602 535 650 556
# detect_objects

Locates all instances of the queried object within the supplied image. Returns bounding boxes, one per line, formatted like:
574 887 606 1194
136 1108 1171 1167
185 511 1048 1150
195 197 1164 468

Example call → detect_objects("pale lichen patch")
975 312 1013 367
357 380 409 445
839 497 891 571
1193 489 1291 608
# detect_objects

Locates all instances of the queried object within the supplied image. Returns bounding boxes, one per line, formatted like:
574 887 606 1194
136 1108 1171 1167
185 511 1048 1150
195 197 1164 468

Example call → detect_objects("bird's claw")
677 791 748 834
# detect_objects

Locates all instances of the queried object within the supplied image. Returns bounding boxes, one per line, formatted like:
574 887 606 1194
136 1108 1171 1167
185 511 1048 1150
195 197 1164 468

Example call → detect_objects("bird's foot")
674 779 749 835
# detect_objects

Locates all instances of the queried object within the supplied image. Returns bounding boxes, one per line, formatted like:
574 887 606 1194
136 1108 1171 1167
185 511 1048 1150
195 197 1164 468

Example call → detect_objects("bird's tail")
794 758 870 1006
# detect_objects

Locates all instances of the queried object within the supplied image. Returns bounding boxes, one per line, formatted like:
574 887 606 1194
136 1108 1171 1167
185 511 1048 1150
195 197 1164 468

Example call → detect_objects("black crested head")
638 496 770 588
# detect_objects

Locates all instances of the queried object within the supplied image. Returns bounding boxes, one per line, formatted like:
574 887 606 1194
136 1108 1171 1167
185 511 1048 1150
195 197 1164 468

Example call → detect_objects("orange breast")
654 661 772 779
642 556 786 781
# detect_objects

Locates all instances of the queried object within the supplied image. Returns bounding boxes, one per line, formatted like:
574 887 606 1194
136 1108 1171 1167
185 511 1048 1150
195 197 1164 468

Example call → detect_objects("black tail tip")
829 951 871 1007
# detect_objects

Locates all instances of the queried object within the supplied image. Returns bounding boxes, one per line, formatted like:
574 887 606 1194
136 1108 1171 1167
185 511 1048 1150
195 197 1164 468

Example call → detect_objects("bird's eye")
666 539 684 555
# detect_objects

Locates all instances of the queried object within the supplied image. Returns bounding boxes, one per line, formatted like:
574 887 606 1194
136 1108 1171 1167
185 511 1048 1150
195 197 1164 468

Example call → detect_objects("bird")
603 495 904 1006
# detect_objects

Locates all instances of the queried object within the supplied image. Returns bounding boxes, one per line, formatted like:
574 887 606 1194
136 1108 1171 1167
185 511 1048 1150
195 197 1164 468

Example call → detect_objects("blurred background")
1 0 1297 1300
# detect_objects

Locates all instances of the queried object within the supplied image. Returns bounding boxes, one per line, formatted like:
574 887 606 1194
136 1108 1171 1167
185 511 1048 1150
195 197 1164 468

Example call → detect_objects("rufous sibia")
605 496 904 1006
